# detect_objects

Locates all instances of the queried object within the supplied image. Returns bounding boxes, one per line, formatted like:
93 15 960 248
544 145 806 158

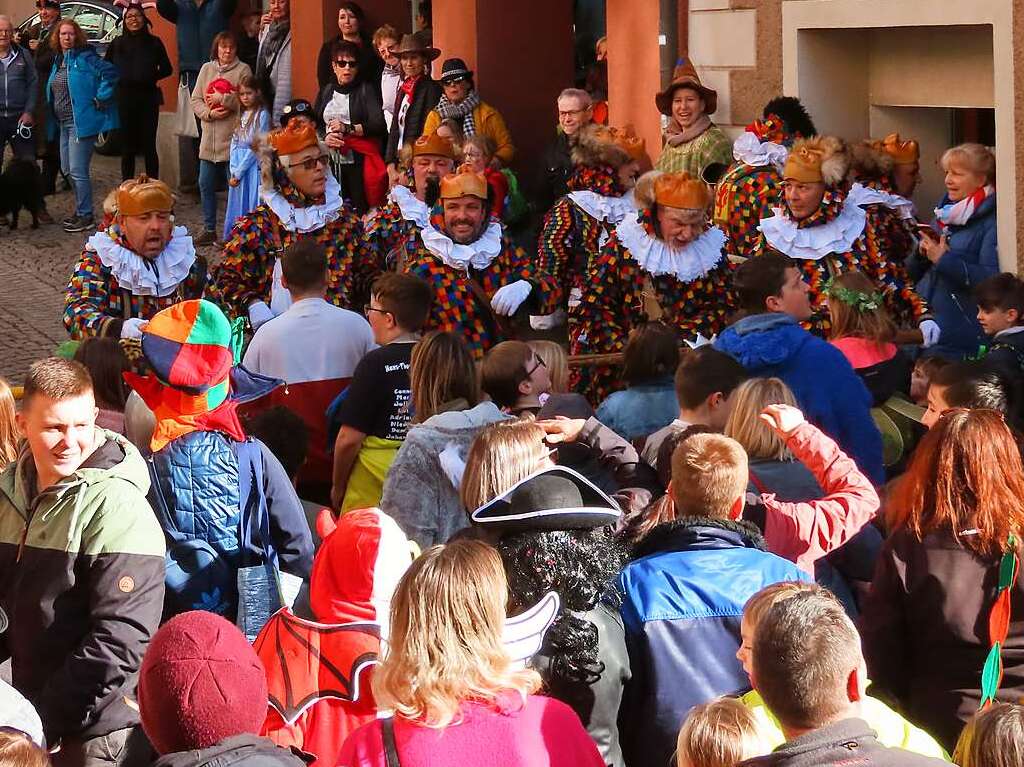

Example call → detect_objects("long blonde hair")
527 340 568 394
724 378 797 461
372 540 541 727
460 420 548 513
0 378 20 465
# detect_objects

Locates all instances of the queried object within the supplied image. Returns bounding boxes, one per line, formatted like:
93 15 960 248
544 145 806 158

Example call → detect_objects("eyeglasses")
287 154 329 171
558 108 587 118
334 59 358 68
525 356 546 378
364 304 393 318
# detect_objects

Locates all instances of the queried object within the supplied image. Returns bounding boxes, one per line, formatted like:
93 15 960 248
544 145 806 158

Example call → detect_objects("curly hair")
498 528 625 713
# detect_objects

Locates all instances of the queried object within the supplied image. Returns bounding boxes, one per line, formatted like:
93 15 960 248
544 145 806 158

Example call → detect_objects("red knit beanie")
138 611 268 755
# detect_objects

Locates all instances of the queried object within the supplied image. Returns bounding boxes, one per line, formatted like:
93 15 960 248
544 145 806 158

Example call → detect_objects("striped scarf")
934 184 993 231
436 90 481 137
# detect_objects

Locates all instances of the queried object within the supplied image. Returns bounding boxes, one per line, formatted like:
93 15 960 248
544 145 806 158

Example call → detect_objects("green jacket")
0 431 165 743
740 688 950 761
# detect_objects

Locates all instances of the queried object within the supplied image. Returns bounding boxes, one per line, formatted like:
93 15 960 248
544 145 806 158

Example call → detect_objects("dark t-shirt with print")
335 341 413 441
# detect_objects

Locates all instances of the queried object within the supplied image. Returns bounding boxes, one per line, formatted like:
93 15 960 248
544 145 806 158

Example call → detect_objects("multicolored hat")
124 300 281 452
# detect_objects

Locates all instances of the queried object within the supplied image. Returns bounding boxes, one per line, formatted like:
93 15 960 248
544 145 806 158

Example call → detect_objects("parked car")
16 1 123 155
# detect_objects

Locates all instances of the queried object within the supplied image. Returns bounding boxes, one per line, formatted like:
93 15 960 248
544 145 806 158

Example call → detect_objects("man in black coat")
739 589 948 767
536 87 593 213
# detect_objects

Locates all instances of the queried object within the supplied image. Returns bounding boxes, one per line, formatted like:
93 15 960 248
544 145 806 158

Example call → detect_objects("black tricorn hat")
471 466 621 533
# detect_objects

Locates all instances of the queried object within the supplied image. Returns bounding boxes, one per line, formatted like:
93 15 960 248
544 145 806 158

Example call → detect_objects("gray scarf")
436 89 481 137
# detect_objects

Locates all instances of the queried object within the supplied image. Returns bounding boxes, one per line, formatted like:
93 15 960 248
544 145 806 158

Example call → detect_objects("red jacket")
754 421 880 574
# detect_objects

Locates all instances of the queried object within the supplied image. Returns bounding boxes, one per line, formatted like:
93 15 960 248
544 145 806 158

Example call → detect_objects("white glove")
120 317 147 339
490 280 533 317
919 319 941 348
248 301 275 330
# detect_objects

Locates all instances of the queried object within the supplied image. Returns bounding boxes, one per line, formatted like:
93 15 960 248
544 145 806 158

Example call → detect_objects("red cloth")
830 336 898 370
206 77 236 96
758 421 880 574
399 75 421 102
339 695 605 767
485 167 508 220
345 134 388 208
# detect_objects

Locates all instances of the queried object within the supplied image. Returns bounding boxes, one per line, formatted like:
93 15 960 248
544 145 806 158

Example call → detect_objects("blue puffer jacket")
618 519 810 767
595 375 679 441
46 46 119 140
908 193 998 359
156 0 238 73
715 313 885 485
149 431 314 610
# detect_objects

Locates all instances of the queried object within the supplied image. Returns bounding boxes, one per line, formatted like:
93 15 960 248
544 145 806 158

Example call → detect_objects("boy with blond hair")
677 697 768 767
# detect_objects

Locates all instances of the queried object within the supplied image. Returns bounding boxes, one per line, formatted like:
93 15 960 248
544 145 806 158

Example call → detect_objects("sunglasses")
334 59 358 68
287 154 329 171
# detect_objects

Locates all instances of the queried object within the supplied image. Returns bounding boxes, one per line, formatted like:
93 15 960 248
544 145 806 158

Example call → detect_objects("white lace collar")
758 187 867 261
390 184 430 227
420 220 504 271
261 171 343 233
87 226 196 297
732 131 788 170
846 183 917 220
617 214 726 282
568 189 637 225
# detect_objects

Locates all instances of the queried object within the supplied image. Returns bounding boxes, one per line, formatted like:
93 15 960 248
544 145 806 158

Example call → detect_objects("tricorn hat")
392 34 441 62
471 466 621 533
655 58 718 117
439 57 474 84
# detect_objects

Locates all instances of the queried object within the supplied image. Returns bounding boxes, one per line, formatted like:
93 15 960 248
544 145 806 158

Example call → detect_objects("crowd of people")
2 1 1024 767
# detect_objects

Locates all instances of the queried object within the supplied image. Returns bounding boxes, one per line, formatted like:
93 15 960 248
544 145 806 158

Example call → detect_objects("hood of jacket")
154 734 310 767
414 400 510 438
633 516 768 561
714 313 811 370
740 718 883 767
0 429 149 515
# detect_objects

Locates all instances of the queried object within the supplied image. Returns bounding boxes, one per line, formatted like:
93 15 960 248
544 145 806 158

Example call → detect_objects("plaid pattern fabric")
714 162 783 258
569 219 736 404
654 124 733 177
210 198 381 320
64 226 208 340
402 231 561 360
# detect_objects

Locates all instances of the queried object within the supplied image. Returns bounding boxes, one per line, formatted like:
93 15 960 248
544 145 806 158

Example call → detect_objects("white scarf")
420 220 504 272
758 184 869 261
846 183 916 221
616 215 726 282
88 226 196 297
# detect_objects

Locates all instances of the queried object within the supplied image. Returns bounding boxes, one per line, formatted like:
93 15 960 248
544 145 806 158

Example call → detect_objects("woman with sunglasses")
860 407 1024 753
314 39 386 214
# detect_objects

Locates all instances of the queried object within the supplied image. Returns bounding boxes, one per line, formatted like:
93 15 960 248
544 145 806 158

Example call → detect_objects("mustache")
449 218 476 228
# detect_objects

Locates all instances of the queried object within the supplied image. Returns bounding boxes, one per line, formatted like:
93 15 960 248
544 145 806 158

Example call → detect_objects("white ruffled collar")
420 220 504 271
87 226 196 297
758 185 868 261
261 172 343 233
617 214 726 282
732 131 788 170
568 189 637 224
847 183 917 220
390 184 430 227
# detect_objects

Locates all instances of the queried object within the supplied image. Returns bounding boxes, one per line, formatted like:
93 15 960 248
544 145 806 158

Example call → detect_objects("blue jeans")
59 122 96 218
199 159 227 233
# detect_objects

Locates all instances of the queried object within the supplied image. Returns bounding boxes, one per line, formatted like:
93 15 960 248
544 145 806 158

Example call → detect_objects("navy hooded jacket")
715 313 885 485
617 518 809 767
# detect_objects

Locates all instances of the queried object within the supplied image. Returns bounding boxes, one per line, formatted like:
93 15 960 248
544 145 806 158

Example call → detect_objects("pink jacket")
338 694 604 767
757 421 880 574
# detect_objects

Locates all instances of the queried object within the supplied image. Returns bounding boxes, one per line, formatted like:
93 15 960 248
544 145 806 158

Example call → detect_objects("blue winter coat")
908 193 998 359
148 430 314 616
46 46 119 140
595 375 678 442
715 313 885 485
156 0 238 73
617 519 810 767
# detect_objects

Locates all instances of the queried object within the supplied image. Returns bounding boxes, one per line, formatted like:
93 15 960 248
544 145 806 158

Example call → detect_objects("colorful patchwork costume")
363 184 429 270
401 165 561 359
64 176 207 339
570 173 735 403
210 122 381 323
757 136 931 335
537 125 645 313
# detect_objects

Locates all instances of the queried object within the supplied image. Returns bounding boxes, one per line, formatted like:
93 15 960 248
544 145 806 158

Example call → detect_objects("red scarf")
399 75 421 102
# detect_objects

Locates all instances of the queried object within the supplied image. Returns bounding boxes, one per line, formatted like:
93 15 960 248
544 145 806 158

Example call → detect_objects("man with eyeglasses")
212 120 381 330
537 88 594 212
0 15 38 163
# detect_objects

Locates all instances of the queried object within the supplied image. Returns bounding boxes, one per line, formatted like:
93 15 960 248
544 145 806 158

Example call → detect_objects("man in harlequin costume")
401 163 561 359
255 507 414 767
211 120 381 329
64 176 207 339
570 170 735 404
714 96 817 259
535 123 646 330
758 135 940 343
363 130 458 267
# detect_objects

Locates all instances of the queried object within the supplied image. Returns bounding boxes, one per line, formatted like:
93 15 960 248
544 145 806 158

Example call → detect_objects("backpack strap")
381 717 401 767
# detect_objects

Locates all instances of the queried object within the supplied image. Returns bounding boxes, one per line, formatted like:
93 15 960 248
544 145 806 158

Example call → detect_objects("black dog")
0 159 45 230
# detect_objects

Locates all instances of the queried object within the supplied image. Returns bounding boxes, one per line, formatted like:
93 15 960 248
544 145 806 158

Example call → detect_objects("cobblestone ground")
0 155 223 383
